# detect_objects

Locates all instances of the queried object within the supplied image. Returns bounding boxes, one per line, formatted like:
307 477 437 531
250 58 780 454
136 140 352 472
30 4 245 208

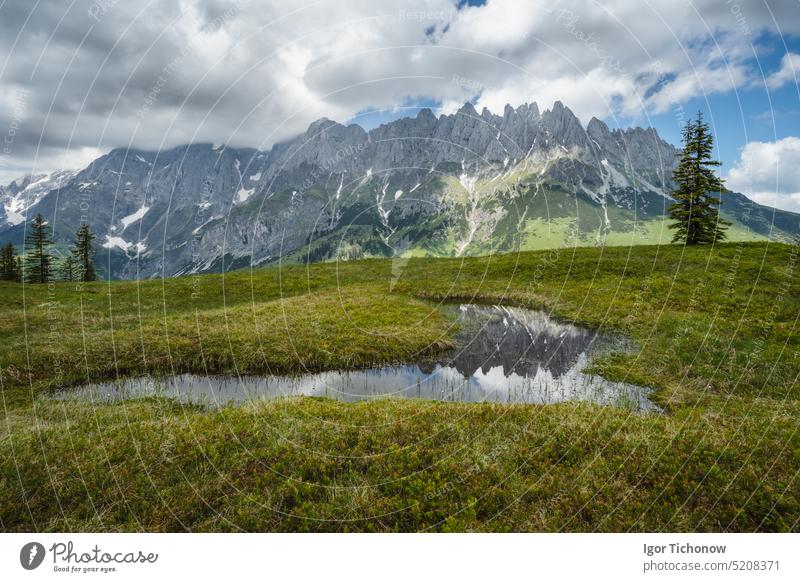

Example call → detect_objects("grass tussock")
1 241 799 531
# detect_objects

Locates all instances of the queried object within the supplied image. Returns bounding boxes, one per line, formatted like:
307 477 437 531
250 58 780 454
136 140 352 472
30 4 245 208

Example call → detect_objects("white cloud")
58 147 104 173
765 52 800 90
3 0 800 183
727 137 800 212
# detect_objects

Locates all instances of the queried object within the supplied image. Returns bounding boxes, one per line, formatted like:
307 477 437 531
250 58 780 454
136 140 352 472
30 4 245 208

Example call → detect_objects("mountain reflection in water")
51 305 659 411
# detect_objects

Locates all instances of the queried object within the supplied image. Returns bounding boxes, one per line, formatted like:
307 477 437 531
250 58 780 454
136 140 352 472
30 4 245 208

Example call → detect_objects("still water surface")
52 305 659 411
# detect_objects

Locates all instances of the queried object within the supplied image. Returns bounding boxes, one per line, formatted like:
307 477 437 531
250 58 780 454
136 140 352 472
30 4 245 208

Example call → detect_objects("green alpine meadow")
2 241 798 532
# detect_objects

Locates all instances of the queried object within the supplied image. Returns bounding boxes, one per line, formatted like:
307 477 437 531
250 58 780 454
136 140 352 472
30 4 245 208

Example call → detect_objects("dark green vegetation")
70 224 97 283
668 112 730 245
1 242 799 531
0 241 20 282
14 216 97 284
23 213 54 284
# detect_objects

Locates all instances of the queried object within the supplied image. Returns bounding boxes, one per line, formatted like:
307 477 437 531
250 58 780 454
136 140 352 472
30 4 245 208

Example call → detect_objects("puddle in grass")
50 305 660 411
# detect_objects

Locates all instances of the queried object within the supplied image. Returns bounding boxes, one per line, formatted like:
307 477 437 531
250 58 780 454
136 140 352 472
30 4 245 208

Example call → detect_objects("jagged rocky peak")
587 117 618 156
263 100 682 176
302 116 368 142
0 98 731 281
1 169 78 227
457 102 479 116
306 117 340 135
539 101 585 147
587 116 611 137
416 107 437 125
3 174 44 195
296 101 631 149
502 101 540 123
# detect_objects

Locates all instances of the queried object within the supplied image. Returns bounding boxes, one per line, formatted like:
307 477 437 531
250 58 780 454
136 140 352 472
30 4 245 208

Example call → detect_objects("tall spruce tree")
24 213 54 284
59 255 76 282
71 224 97 282
0 242 19 281
668 111 730 244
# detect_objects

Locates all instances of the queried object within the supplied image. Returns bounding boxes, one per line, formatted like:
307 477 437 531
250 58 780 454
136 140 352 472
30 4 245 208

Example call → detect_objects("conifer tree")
24 213 54 284
71 224 97 282
0 242 18 281
59 255 76 282
668 111 730 244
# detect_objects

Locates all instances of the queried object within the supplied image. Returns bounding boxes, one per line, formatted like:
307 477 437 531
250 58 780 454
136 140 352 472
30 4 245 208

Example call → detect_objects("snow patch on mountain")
120 206 149 231
236 187 255 203
102 235 147 257
2 170 76 226
103 236 131 251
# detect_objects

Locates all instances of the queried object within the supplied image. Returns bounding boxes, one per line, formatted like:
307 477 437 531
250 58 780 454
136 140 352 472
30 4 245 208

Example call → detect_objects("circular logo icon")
20 542 46 570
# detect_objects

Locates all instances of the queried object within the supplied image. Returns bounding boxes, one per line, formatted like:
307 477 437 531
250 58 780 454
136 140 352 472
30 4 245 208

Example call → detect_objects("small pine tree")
59 255 76 282
0 242 19 281
71 224 97 282
15 256 22 282
668 111 731 245
24 213 54 284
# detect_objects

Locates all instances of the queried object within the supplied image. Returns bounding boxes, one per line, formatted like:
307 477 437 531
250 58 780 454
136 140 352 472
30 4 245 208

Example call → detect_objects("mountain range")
2 101 798 279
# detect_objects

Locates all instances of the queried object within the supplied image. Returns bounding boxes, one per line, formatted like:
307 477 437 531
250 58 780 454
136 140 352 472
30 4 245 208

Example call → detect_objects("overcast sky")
1 0 800 210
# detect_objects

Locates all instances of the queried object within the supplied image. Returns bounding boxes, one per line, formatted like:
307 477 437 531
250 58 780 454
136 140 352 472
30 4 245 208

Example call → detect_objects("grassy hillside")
1 242 799 531
263 182 788 268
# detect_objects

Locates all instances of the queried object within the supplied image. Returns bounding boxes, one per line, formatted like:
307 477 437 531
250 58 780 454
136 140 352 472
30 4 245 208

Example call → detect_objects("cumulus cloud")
765 52 800 90
1 0 800 182
727 137 800 212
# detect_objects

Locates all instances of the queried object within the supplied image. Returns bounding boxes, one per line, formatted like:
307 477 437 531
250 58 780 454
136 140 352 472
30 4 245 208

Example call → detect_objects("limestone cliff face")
1 101 791 279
